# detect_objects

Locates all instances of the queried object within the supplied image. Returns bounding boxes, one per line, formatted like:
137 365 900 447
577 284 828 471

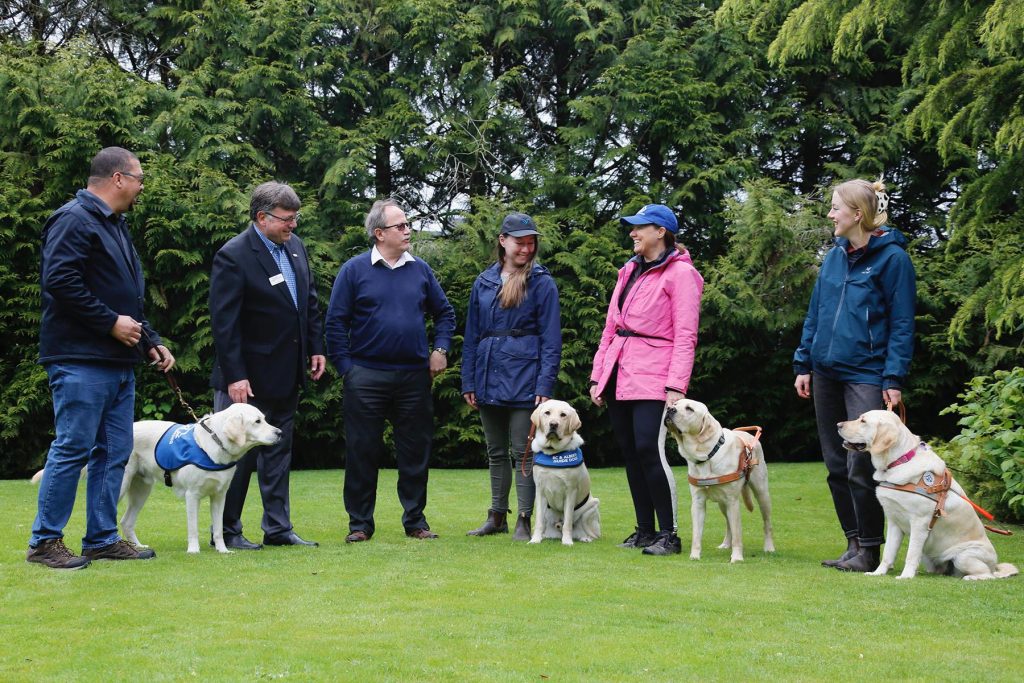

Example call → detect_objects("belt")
481 328 538 338
615 328 669 341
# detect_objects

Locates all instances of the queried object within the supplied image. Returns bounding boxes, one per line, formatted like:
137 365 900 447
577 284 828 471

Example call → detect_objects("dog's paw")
578 536 593 543
215 546 232 554
896 572 916 580
866 568 887 576
561 538 574 546
689 552 701 560
528 538 542 544
717 541 730 549
730 555 744 563
186 547 200 555
963 573 994 581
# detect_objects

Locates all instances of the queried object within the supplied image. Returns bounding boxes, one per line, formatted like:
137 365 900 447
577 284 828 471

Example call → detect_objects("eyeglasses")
118 171 144 182
380 221 412 231
265 211 301 224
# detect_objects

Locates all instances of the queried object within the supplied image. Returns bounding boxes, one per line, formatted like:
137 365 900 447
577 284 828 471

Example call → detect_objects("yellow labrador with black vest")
529 400 601 545
838 410 1018 580
664 398 774 562
118 403 281 554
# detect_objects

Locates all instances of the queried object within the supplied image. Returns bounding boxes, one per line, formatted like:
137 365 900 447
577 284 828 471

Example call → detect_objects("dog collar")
887 442 927 470
534 447 584 468
700 433 727 462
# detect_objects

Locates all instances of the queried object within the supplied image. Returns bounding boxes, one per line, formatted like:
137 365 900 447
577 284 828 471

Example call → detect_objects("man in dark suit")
209 181 326 549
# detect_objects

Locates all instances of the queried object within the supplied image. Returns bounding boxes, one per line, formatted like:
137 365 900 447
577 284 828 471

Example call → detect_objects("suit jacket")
209 224 324 399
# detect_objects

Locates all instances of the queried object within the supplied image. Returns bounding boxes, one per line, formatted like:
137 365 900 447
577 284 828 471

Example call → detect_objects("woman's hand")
794 374 812 399
589 384 604 407
463 392 478 409
666 390 685 408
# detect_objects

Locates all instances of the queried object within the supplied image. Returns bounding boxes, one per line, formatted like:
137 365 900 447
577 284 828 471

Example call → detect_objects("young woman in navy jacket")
462 213 562 540
794 179 917 572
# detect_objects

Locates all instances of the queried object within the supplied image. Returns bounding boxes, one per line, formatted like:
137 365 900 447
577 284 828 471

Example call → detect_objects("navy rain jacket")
39 189 160 365
793 227 916 390
461 262 561 407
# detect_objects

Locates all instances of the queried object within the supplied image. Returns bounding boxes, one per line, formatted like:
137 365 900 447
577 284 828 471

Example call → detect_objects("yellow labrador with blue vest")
838 410 1018 580
664 398 774 562
529 400 601 545
118 403 281 554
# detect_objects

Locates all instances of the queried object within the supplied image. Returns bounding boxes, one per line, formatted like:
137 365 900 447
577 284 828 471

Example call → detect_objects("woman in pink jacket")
589 204 704 556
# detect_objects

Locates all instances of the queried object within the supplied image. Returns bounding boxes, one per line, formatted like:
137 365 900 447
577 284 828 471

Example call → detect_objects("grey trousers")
478 404 535 516
811 373 885 547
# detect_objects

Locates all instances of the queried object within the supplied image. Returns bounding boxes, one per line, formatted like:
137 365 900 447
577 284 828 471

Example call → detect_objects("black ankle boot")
835 544 880 572
512 513 531 541
821 537 859 567
467 510 508 536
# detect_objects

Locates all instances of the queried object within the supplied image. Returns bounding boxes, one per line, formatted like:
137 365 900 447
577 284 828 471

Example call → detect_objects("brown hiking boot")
26 538 91 570
83 539 156 561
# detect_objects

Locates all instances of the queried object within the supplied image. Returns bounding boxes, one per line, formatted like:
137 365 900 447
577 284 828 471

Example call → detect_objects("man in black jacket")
209 181 326 549
28 147 175 570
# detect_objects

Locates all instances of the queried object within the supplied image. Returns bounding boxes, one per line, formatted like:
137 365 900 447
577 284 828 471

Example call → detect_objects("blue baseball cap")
500 212 540 237
619 204 678 234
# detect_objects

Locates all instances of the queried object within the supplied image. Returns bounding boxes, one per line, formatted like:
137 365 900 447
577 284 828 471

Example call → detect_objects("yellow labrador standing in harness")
838 410 1018 580
664 398 774 562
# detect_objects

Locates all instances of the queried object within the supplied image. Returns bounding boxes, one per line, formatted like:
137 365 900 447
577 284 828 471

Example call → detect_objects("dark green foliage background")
1 2 1021 516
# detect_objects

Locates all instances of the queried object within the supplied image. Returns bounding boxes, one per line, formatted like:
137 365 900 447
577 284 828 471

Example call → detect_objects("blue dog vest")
154 424 234 483
533 447 584 468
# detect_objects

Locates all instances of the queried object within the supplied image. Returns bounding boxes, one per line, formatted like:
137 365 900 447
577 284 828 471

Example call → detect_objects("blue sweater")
325 251 455 374
461 262 562 407
793 227 916 389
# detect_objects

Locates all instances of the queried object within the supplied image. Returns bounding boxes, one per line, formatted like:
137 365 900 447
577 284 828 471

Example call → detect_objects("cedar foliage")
0 1 1021 517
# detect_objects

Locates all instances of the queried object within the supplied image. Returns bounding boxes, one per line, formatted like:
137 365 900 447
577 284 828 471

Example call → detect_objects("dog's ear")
565 407 582 436
696 410 717 441
871 416 899 455
530 403 546 430
223 412 247 447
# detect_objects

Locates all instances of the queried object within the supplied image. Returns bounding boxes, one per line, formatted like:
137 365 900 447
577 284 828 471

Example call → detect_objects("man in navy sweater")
325 198 455 542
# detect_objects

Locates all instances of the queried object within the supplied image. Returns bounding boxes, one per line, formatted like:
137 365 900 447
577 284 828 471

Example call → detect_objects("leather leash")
141 330 200 422
885 399 907 424
520 423 537 478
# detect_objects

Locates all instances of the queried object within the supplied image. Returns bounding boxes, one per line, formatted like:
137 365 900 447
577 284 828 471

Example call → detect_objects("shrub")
938 367 1024 523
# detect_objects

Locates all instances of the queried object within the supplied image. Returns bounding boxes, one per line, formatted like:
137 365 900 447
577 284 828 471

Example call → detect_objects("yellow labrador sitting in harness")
664 398 774 562
528 400 601 545
838 410 1018 580
119 403 282 554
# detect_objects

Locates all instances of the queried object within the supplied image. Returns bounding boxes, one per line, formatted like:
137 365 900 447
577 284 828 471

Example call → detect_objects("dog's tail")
994 563 1019 579
742 485 754 512
30 469 45 485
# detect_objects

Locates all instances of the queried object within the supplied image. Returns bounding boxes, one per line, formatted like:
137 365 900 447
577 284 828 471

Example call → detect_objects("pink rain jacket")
590 249 704 401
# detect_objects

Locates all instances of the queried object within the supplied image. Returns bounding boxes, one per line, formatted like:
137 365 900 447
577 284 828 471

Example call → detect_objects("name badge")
269 273 285 286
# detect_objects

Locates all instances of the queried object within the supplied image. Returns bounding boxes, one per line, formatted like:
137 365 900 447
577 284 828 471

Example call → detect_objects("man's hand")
429 349 447 379
794 374 812 399
111 315 142 347
310 354 326 381
147 345 175 372
228 379 254 404
463 392 477 409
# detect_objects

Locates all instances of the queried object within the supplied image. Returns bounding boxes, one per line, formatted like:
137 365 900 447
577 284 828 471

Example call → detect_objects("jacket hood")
834 226 908 254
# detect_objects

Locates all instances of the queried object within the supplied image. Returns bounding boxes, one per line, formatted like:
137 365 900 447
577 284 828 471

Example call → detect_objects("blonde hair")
495 237 537 309
834 178 889 232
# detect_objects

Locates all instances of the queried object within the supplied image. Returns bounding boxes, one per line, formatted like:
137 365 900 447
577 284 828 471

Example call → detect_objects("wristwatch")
433 347 448 356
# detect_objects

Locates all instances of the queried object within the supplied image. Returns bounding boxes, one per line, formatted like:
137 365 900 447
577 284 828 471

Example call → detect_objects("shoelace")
52 538 76 559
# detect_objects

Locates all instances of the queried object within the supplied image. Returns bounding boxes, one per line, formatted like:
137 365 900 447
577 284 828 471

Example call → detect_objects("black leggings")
606 377 677 533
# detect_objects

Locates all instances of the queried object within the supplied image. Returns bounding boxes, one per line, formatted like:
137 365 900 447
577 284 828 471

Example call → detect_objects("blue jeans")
31 362 135 550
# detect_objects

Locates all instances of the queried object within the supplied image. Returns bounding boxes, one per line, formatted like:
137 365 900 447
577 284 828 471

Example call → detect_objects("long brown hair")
496 236 537 308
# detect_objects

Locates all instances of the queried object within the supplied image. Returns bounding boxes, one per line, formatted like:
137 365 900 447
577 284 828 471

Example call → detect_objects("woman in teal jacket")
794 178 916 572
462 213 562 540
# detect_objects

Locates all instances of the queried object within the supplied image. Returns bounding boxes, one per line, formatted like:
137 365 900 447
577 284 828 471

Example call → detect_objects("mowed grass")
2 464 1022 682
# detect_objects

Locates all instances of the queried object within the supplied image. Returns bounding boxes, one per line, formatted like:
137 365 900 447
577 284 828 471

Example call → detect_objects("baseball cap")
619 204 678 234
500 212 540 237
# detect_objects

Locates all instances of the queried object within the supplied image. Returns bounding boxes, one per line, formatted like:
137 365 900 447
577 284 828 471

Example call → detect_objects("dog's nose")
666 407 676 418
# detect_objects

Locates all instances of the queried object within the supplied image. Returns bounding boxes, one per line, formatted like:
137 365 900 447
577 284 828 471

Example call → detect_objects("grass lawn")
2 464 1022 682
